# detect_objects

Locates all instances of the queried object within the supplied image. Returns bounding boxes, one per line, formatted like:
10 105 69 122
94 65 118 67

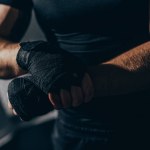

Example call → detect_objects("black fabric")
16 41 86 94
33 0 149 65
8 75 53 121
51 106 150 150
34 0 148 33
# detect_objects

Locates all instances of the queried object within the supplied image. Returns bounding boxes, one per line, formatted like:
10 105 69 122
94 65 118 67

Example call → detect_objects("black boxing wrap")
16 41 86 94
8 76 53 121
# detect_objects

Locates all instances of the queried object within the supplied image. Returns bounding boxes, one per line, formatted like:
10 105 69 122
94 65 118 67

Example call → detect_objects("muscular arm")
0 4 31 78
88 41 150 97
86 1 150 98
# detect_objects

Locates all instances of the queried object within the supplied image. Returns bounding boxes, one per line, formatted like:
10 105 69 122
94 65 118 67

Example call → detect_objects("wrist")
6 43 26 77
12 43 27 75
16 41 46 70
87 65 111 97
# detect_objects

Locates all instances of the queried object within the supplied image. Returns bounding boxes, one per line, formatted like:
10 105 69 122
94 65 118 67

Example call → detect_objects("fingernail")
48 93 62 109
8 101 13 109
13 109 17 115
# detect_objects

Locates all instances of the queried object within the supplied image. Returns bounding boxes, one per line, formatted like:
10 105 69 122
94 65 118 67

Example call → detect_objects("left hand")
48 73 94 109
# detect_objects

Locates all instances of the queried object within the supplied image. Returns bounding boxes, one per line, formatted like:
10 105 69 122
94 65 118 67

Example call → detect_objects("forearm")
88 40 150 97
0 39 26 78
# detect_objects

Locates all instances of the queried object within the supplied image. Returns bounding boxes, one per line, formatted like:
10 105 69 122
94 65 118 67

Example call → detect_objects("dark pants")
52 113 113 150
51 91 150 150
51 112 150 150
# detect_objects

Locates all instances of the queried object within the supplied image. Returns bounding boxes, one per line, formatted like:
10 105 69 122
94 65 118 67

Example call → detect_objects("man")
0 0 149 149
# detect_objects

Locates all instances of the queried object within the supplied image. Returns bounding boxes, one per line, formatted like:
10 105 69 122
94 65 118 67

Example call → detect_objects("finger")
7 93 13 109
71 86 83 107
12 109 17 115
82 73 94 103
8 100 13 109
48 93 62 109
7 97 17 115
60 89 71 108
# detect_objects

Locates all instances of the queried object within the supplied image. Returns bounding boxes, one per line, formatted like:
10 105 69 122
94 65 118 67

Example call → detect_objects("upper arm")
0 5 19 38
0 0 32 42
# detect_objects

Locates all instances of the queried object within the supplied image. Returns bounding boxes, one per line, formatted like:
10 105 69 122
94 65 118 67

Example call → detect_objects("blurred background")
0 12 56 150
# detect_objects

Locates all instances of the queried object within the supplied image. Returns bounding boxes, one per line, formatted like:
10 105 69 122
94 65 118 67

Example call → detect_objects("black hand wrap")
16 41 86 94
8 41 86 121
8 76 53 121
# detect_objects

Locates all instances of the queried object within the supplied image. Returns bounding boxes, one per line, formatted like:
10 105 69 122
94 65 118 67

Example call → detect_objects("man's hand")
16 41 90 94
48 73 94 109
7 73 94 121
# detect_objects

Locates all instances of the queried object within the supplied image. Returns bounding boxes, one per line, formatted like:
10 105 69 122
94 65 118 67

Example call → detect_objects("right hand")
7 41 93 120
7 76 53 121
16 41 86 94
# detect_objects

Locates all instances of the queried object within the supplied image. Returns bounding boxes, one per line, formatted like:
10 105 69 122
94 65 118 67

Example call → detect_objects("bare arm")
86 1 150 98
88 41 150 97
0 39 21 78
0 4 32 78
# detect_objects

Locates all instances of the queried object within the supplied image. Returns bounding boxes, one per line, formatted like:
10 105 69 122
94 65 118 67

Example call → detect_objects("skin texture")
0 4 149 116
88 41 150 97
